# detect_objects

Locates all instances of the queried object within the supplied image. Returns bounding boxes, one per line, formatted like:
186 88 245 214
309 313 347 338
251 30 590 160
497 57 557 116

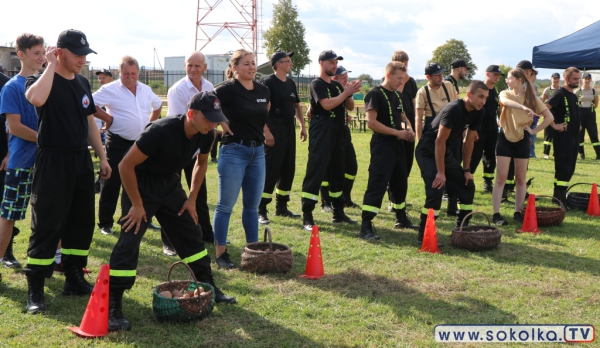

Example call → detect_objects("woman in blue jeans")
213 49 272 269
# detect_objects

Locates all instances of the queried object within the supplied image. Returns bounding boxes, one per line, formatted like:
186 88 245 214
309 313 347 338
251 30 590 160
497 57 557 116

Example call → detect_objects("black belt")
223 138 262 147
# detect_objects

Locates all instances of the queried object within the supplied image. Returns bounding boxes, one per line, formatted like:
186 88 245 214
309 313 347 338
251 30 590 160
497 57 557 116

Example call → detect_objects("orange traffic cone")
519 193 542 233
299 225 324 279
69 264 110 338
418 209 442 254
587 183 600 217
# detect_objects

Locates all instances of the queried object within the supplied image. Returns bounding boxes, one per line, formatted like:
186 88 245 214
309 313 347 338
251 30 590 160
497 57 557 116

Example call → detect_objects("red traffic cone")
299 225 325 279
69 264 110 338
520 193 542 233
587 183 600 217
418 209 442 254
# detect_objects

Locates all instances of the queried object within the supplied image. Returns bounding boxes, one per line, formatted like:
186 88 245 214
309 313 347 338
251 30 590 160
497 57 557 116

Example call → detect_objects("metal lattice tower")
195 0 260 55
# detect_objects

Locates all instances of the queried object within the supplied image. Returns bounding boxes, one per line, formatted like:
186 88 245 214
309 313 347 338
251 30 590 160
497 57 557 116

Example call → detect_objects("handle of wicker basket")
566 182 595 193
523 194 565 211
459 211 491 232
263 227 274 253
166 261 200 291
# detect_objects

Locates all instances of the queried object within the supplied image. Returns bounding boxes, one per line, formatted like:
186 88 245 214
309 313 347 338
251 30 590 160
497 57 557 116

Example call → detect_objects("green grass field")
1 121 600 347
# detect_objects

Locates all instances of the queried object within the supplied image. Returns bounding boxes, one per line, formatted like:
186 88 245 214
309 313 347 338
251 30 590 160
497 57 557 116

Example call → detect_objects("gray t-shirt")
573 87 596 108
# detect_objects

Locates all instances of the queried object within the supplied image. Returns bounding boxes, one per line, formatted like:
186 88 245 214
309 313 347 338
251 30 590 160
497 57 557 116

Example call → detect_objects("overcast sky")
2 0 599 80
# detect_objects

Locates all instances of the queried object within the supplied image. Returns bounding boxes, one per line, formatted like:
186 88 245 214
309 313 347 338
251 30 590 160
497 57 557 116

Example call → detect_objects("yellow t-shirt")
499 90 548 142
415 81 458 117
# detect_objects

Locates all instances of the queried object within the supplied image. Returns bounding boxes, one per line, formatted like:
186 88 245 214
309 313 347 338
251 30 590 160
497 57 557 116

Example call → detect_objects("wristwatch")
463 167 471 173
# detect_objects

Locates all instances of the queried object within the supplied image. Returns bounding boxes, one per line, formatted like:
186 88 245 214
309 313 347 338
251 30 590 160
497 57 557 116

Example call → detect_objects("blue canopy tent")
532 20 600 70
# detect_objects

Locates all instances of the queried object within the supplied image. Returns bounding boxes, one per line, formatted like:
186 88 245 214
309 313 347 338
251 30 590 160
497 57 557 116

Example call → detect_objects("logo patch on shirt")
256 98 267 103
82 94 90 108
290 93 295 97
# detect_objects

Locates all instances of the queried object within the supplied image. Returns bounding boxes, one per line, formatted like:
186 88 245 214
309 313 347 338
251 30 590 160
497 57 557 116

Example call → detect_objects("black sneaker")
359 221 381 241
216 250 236 269
258 208 270 225
100 226 113 235
321 202 333 213
344 201 361 209
493 213 509 226
302 214 315 232
513 211 524 223
162 244 177 256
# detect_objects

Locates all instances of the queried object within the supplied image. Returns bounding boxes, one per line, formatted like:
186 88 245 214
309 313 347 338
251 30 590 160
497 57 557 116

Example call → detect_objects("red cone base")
69 264 110 338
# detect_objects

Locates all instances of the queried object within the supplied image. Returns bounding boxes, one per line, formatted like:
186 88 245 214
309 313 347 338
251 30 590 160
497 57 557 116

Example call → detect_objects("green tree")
263 0 310 75
357 74 374 86
428 39 478 86
494 64 512 92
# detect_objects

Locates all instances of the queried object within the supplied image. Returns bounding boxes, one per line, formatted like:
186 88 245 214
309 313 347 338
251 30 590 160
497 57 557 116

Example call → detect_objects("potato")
194 288 199 296
200 292 208 296
171 289 183 298
186 290 195 297
182 293 190 298
159 291 172 298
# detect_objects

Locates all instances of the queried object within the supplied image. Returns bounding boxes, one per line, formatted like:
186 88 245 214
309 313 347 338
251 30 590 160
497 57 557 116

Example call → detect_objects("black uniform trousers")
260 118 296 206
109 172 213 290
98 131 135 229
301 116 345 212
320 125 358 204
177 158 213 243
553 130 579 190
578 108 600 157
362 135 408 220
470 128 497 181
543 127 554 156
24 148 95 278
415 146 475 217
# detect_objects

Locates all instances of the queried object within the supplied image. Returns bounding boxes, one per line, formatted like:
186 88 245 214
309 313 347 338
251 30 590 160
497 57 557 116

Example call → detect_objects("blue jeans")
213 142 265 246
529 123 538 158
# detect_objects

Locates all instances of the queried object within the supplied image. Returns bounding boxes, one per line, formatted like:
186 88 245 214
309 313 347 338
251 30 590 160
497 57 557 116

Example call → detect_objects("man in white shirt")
93 56 162 236
167 52 214 116
165 51 216 248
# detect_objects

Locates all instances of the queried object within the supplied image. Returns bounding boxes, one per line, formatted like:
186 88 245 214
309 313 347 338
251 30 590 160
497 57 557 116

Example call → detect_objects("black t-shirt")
135 115 215 177
402 77 418 126
0 73 10 158
215 79 270 144
261 74 300 124
420 99 483 155
26 73 96 149
364 85 404 131
309 78 346 123
547 87 580 137
481 86 499 132
445 75 459 95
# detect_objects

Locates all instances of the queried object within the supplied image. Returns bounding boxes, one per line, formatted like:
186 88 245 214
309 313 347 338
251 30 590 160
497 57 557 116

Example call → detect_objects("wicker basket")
451 212 501 251
241 227 293 273
152 261 215 323
520 195 565 227
566 183 599 211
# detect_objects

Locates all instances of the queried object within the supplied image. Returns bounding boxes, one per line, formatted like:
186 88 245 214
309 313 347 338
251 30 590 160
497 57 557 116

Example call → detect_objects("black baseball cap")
57 29 96 55
187 91 228 123
485 65 505 76
551 72 560 78
516 60 534 71
95 69 112 77
319 50 343 62
583 73 592 79
425 62 444 76
335 66 351 75
451 59 471 69
270 51 293 66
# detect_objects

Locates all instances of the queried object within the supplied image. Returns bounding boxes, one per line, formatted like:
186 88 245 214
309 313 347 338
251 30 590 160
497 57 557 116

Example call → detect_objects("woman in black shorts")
492 69 554 225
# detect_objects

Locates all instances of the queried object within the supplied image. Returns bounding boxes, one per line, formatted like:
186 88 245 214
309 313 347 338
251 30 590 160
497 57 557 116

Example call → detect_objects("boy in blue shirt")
0 33 44 280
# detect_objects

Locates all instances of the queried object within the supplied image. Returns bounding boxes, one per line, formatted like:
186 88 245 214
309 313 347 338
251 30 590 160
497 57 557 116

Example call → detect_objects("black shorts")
496 129 530 159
